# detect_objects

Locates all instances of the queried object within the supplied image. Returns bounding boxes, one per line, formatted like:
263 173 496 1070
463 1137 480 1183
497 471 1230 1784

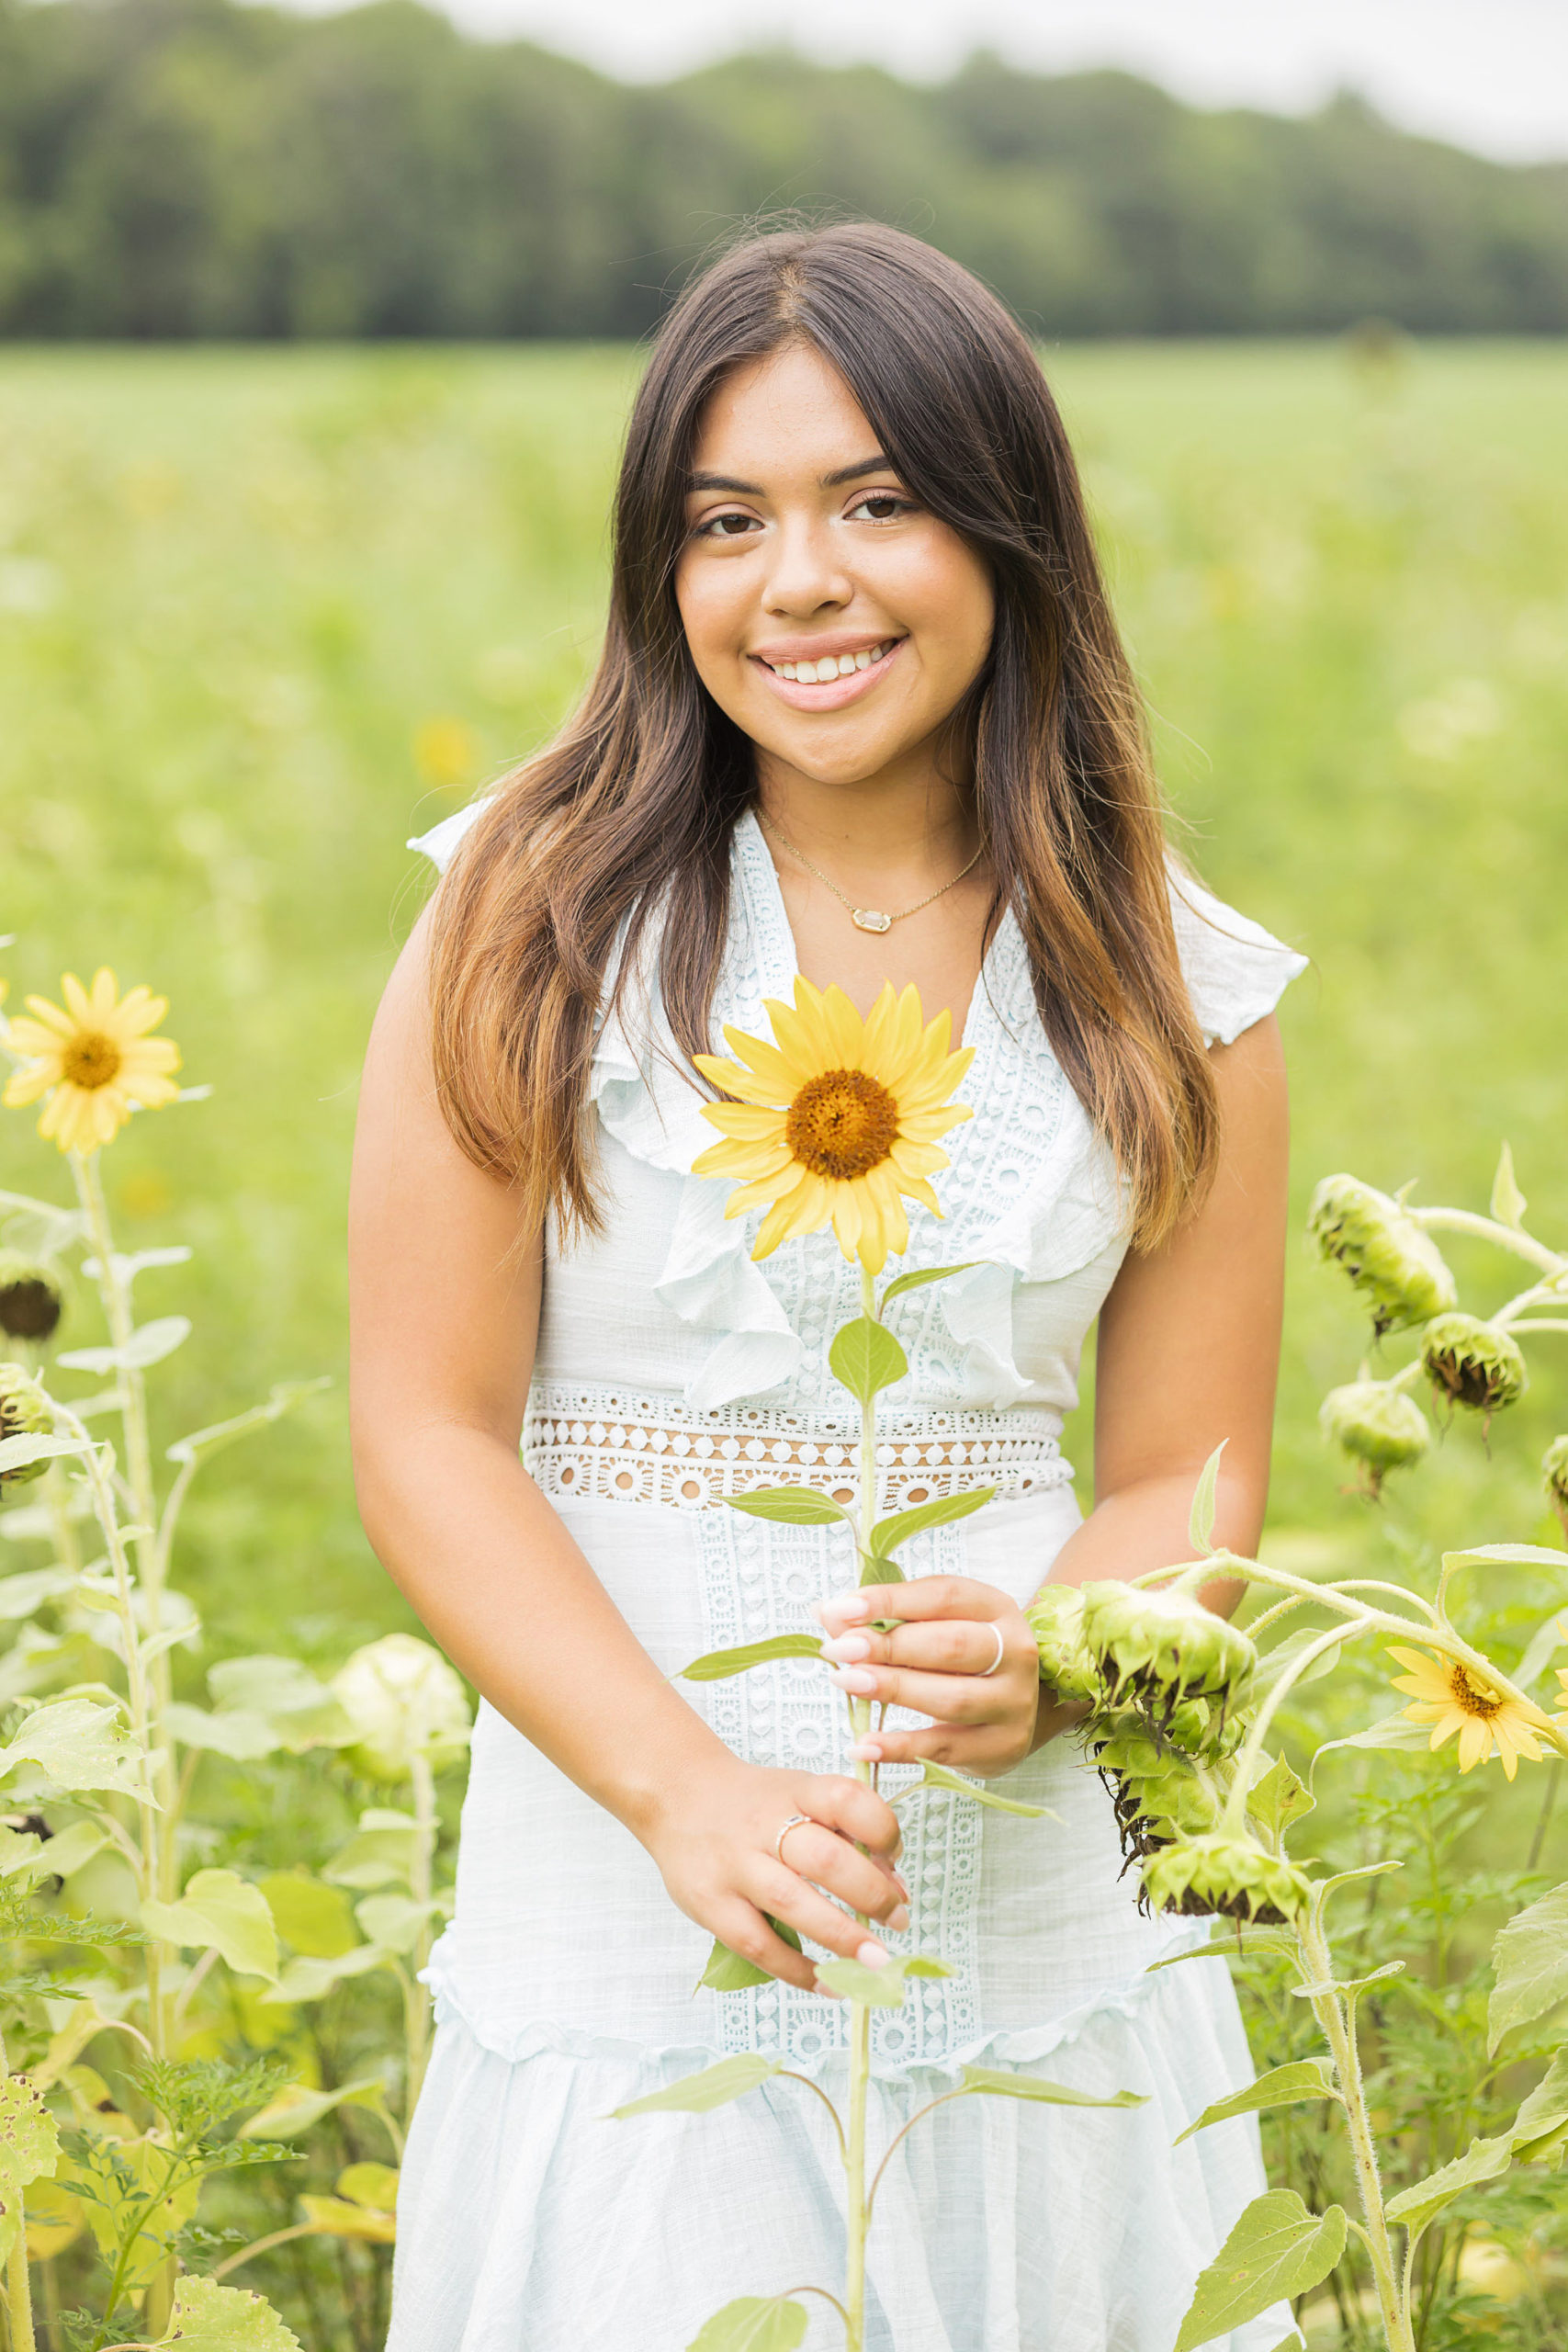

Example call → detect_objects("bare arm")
349 911 906 1988
819 1014 1291 1770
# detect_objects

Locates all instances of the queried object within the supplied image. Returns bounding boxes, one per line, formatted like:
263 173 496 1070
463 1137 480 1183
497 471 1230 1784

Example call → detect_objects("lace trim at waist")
522 1379 1070 1513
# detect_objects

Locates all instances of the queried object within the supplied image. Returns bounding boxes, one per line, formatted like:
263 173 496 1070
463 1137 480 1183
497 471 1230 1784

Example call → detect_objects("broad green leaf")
829 1316 908 1405
909 1760 1053 1818
0 1566 77 1620
57 1314 190 1375
698 1917 804 1993
858 1552 906 1588
611 2054 784 2119
813 1952 952 2007
678 1634 824 1681
0 2076 62 2213
32 1820 107 1880
1489 1883 1568 2055
299 2190 397 2242
260 1871 360 1958
1443 1544 1568 1575
322 1808 421 1891
867 1487 997 1558
153 2275 305 2346
261 1946 393 2006
238 2075 388 2141
1246 1756 1314 1839
1252 1627 1343 1694
1291 1961 1404 2002
1147 1930 1296 1972
1315 1713 1433 1758
1509 2048 1568 2165
141 1867 279 1982
722 1488 851 1528
165 1702 281 1760
337 2161 400 2209
1188 1442 1226 1555
1491 1142 1528 1230
1175 2059 1337 2145
878 1261 983 1306
0 1434 87 1477
1385 2133 1513 2237
687 2297 808 2352
354 1893 443 1954
165 1378 330 1469
0 1826 46 1882
0 1696 150 1795
1516 1611 1568 1693
959 2066 1145 2109
1174 2191 1347 2351
206 1655 353 1753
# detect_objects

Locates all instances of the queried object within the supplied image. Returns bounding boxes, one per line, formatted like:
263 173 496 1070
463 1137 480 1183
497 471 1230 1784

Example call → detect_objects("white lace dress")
388 807 1306 2352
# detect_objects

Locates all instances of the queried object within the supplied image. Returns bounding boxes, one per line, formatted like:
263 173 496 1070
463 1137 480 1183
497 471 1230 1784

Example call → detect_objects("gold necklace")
756 808 986 934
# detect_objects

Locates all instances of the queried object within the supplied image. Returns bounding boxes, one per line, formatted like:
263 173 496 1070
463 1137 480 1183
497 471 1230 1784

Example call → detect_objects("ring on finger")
775 1812 813 1865
978 1623 1006 1679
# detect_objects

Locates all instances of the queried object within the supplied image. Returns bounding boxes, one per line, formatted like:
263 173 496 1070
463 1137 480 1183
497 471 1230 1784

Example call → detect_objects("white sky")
410 0 1568 162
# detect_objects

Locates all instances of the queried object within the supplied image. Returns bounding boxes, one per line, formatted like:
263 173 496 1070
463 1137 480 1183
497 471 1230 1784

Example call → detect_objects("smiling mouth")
757 639 901 684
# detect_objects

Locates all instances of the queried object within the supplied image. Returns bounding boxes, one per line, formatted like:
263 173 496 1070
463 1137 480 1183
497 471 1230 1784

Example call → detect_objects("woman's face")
674 341 995 791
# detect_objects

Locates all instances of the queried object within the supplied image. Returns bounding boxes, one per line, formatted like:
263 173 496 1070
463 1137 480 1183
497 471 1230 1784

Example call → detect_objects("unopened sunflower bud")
1142 1831 1313 1925
1421 1314 1527 1419
0 1252 63 1344
1081 1582 1256 1711
1543 1438 1568 1538
0 1363 54 1487
1025 1586 1103 1703
332 1632 471 1781
1319 1381 1430 1496
1092 1724 1221 1860
1308 1174 1457 1337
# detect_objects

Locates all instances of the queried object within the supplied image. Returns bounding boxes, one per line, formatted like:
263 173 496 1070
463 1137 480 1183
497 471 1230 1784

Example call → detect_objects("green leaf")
34 1819 107 1880
0 1566 77 1620
1443 1544 1568 1575
868 1487 997 1558
958 2066 1146 2109
1489 1882 1568 2055
141 1867 279 1982
152 2273 304 2349
858 1552 906 1588
165 1702 282 1760
57 1314 190 1375
1491 1141 1528 1230
908 1760 1054 1818
722 1487 852 1528
0 1695 150 1795
260 1871 360 1959
1315 1713 1433 1758
321 1808 421 1892
0 1433 87 1477
1252 1626 1344 1693
165 1378 331 1469
1188 1442 1226 1555
355 1892 443 1954
1291 1960 1405 2003
1385 2133 1514 2237
261 1946 393 2006
1509 2048 1568 2165
1174 2058 1338 2145
698 1918 803 1993
238 2075 388 2141
686 2297 808 2352
0 2075 62 2199
1173 2190 1348 2351
611 2054 784 2119
813 1952 953 2006
1515 1610 1568 1693
1246 1756 1314 1839
878 1261 983 1307
678 1634 824 1681
828 1316 908 1406
206 1655 353 1753
1147 1930 1296 1972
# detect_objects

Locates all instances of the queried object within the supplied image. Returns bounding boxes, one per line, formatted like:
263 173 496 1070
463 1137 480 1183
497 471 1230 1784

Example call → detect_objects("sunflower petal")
697 1102 791 1142
17 1000 74 1042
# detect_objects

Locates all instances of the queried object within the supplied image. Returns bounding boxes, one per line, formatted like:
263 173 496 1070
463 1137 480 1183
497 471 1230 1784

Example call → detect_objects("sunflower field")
0 337 1565 2349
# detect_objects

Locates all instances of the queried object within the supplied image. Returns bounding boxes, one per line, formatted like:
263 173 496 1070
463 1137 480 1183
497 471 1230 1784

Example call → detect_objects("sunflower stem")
840 1262 881 2352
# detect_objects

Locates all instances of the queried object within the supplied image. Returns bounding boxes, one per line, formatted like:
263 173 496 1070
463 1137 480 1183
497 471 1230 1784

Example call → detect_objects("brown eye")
849 494 911 523
698 512 759 538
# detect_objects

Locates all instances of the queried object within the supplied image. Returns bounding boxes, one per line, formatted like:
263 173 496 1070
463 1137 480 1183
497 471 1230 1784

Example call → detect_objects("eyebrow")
684 454 897 496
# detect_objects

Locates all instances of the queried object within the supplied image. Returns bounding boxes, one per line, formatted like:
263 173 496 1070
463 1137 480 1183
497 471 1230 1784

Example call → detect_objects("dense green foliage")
2 0 1567 338
0 340 1565 2344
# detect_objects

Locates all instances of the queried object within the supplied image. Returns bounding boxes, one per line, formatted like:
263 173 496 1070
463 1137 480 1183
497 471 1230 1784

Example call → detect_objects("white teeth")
811 657 836 682
853 649 872 670
836 654 857 676
777 662 796 680
767 639 893 681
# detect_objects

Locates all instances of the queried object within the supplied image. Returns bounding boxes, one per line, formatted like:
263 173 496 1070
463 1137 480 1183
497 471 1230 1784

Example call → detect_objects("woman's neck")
753 751 980 897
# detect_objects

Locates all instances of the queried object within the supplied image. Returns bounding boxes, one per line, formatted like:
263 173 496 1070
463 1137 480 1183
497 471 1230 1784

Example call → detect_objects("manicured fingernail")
814 1977 843 2000
822 1634 871 1662
828 1667 877 1696
856 1940 890 1969
850 1740 883 1762
888 1905 909 1932
830 1592 872 1622
893 1873 909 1899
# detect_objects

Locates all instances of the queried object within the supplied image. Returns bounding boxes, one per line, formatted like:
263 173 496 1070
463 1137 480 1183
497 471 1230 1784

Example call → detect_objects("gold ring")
774 1813 812 1864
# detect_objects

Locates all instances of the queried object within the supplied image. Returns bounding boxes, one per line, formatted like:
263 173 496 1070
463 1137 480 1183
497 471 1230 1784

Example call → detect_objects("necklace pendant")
852 908 892 933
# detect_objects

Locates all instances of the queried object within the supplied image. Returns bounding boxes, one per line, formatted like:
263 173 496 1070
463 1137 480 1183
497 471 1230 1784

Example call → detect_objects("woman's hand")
818 1577 1042 1777
640 1755 909 1995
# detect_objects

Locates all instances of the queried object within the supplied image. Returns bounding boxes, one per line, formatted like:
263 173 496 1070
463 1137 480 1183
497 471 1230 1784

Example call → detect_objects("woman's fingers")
776 1820 908 1928
795 1770 903 1860
752 1863 900 1970
822 1617 1004 1675
851 1720 1014 1773
818 1576 1007 1638
711 1899 825 1993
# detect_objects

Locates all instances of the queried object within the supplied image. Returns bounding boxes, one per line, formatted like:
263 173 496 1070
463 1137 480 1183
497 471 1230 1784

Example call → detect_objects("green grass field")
1 336 1565 1635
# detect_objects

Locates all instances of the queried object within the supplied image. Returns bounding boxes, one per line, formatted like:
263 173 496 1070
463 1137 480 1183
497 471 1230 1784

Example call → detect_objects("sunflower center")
786 1069 899 1182
1450 1664 1504 1720
61 1032 121 1091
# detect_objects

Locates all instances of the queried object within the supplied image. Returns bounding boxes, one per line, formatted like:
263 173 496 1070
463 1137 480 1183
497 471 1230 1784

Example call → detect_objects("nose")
761 513 853 619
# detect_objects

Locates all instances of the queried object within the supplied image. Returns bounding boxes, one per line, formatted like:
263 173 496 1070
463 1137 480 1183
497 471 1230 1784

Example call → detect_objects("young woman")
351 223 1306 2350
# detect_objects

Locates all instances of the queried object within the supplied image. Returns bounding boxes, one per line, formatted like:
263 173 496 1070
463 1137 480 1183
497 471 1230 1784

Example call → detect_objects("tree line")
2 0 1565 339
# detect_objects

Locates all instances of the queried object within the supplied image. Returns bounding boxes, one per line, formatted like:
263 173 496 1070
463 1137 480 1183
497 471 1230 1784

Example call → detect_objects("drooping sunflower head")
1388 1645 1553 1781
691 977 973 1272
3 969 181 1155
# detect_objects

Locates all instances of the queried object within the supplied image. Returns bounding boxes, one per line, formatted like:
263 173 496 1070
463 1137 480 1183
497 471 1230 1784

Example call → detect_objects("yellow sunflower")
692 977 973 1273
1387 1645 1553 1781
3 969 182 1155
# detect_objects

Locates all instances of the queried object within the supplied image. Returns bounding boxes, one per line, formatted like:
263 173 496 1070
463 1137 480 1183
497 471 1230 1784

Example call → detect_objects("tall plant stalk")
840 1263 880 2351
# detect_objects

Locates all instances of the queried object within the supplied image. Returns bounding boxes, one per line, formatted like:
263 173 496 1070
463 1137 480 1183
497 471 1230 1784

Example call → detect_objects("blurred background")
0 0 1564 1651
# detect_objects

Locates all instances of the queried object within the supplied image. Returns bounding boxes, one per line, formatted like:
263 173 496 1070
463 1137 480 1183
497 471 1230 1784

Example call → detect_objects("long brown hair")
428 222 1217 1250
